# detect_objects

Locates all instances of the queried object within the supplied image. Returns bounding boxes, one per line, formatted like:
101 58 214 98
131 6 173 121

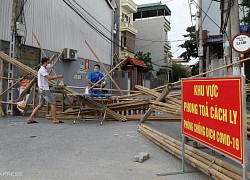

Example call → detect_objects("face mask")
94 69 99 73
46 63 52 69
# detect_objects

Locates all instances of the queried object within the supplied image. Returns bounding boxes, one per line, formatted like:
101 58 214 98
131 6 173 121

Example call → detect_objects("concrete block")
133 152 149 163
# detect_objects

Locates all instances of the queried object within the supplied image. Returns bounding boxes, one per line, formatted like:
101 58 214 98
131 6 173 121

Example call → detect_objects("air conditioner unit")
63 48 77 61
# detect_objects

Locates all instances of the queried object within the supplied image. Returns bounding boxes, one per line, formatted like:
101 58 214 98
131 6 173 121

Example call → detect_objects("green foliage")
190 62 199 76
135 51 154 73
156 68 166 76
241 1 250 24
178 26 198 61
172 62 190 82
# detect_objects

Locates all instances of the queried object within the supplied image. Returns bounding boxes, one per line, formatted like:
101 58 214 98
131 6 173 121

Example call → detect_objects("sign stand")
156 136 198 176
158 76 248 179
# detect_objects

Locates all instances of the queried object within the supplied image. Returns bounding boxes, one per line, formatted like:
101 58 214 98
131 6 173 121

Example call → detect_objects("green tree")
190 63 199 76
172 62 190 82
241 1 250 24
135 51 154 74
179 26 198 61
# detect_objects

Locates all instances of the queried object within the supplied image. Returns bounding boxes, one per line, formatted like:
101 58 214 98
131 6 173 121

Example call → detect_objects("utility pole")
7 0 23 115
0 40 3 116
223 0 232 75
230 0 240 75
198 0 203 74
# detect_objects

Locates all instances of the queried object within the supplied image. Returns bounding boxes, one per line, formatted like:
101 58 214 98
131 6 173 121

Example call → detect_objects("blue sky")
134 0 198 65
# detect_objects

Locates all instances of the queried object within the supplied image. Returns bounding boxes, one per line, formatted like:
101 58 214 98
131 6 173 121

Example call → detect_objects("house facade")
133 2 171 80
0 0 116 115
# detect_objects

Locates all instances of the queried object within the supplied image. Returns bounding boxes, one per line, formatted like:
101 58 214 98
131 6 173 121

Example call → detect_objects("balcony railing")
164 18 171 31
121 0 137 13
119 47 135 59
120 21 138 35
164 42 171 51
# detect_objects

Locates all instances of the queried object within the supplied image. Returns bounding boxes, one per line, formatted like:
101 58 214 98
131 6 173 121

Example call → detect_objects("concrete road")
0 116 212 180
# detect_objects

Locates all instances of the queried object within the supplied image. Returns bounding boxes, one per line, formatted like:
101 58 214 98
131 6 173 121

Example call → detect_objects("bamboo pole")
85 40 124 95
0 76 19 80
135 85 160 98
140 84 173 123
150 105 181 116
126 115 181 121
48 49 64 75
83 97 127 122
90 58 128 90
0 77 26 97
107 99 148 107
16 55 56 102
161 56 250 89
65 85 139 93
138 126 234 180
150 100 180 110
140 124 250 179
0 52 77 95
120 57 250 99
32 32 47 58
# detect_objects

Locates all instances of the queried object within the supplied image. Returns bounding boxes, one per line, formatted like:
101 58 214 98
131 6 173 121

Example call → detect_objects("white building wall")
0 0 113 65
134 17 165 74
201 1 244 36
201 1 221 36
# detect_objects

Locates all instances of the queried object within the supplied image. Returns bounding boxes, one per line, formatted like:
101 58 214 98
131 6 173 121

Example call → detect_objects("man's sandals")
53 121 64 124
27 120 38 124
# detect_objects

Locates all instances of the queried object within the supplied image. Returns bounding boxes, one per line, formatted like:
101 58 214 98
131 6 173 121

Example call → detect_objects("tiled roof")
172 58 186 62
123 56 147 68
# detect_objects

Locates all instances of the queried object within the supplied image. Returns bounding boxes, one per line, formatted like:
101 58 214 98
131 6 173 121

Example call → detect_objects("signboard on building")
182 77 246 164
85 59 90 70
231 33 250 54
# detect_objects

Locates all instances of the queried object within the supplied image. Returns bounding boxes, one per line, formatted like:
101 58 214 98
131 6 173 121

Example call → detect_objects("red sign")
182 77 245 163
85 59 90 70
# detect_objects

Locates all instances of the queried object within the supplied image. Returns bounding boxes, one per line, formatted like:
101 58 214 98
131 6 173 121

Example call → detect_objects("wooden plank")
140 84 173 123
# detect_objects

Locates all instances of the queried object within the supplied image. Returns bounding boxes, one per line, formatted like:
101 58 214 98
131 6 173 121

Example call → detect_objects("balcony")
164 41 171 51
120 21 138 35
119 47 135 59
164 18 171 31
121 0 137 13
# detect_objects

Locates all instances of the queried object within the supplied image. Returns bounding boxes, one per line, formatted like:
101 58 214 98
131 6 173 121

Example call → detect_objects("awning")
123 56 147 68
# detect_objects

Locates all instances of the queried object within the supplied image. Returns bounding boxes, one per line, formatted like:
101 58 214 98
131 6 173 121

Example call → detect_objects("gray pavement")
0 116 213 180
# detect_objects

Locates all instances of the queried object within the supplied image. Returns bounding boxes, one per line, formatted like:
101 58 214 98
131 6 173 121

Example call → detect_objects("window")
121 36 124 48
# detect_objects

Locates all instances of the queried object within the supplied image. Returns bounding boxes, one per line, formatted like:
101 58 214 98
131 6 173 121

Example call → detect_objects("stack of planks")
138 124 249 180
0 52 127 122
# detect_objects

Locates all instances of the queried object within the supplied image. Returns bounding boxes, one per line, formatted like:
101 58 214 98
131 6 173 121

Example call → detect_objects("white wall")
0 0 113 65
201 1 221 36
134 17 165 74
201 0 244 36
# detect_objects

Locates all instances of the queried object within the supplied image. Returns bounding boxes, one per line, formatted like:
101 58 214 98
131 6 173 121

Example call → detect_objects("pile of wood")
138 124 250 180
0 52 127 122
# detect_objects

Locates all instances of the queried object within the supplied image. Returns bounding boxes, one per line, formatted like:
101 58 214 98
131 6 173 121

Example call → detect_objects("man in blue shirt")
88 64 104 97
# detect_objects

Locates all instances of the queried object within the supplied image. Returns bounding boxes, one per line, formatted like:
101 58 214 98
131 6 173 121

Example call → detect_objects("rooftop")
123 56 147 68
134 2 171 20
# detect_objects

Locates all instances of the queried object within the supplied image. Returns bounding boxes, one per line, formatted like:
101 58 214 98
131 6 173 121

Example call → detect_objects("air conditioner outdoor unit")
63 48 77 61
